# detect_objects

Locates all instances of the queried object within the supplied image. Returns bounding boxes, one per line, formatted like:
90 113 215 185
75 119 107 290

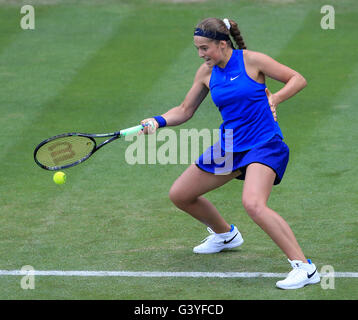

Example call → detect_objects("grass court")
0 0 357 300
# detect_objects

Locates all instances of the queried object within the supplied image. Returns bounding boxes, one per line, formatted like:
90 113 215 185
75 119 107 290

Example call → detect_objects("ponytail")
226 19 247 50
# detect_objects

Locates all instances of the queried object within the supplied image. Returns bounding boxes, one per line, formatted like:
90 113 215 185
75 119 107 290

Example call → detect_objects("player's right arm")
141 64 210 132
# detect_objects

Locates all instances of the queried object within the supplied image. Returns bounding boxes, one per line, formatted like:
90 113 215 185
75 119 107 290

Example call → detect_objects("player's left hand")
265 88 278 122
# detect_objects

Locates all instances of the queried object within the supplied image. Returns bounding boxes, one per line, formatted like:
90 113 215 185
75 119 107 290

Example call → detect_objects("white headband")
223 18 231 30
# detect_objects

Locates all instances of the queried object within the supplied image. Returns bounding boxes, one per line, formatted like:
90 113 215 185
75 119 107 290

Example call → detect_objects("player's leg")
241 162 306 261
243 163 320 289
169 163 240 233
170 163 244 254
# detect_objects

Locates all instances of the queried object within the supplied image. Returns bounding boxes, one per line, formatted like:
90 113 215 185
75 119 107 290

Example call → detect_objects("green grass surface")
0 0 357 300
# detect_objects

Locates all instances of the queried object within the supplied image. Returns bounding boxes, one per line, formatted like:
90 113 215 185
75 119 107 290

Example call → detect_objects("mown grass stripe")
265 9 358 158
0 4 130 150
280 63 358 267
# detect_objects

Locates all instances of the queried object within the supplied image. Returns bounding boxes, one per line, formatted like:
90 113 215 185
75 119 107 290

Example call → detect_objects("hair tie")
223 18 231 30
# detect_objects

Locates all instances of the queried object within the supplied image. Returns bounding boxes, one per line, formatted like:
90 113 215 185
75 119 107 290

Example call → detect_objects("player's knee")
242 196 266 221
169 185 194 208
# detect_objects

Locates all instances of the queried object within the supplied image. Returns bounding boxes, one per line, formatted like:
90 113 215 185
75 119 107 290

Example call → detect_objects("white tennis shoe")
276 259 320 289
193 225 244 254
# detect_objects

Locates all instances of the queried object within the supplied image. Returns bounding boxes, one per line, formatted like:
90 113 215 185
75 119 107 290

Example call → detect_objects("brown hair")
196 18 247 50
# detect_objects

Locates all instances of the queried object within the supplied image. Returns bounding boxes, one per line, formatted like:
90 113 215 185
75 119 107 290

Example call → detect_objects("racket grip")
120 121 154 137
120 124 144 136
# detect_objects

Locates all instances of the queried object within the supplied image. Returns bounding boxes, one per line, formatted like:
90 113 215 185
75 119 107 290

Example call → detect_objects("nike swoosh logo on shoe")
223 233 238 244
307 269 317 279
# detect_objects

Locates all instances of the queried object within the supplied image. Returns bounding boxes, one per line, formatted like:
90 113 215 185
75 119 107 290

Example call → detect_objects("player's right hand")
140 118 158 135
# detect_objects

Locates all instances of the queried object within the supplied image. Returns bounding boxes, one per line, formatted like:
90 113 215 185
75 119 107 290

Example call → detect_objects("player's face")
194 36 225 67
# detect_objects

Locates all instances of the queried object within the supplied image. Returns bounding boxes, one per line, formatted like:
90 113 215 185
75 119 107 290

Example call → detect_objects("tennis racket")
34 122 153 171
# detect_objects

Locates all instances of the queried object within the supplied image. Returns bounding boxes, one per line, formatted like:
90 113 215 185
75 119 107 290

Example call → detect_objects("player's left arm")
247 51 307 120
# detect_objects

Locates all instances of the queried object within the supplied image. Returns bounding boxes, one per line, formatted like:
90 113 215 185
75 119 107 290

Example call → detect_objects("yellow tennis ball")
53 171 66 185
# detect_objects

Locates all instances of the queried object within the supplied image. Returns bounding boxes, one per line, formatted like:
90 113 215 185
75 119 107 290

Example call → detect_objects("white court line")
0 270 357 278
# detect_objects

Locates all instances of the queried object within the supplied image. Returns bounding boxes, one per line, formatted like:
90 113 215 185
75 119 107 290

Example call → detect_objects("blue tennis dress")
195 49 289 185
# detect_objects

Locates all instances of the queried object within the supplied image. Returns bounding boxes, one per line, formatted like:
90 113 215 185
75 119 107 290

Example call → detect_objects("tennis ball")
53 171 66 185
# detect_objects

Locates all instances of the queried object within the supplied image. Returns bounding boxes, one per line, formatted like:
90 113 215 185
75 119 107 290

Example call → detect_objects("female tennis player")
141 18 320 289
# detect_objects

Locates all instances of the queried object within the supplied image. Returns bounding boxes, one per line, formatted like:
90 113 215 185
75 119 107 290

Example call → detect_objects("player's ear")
219 40 228 49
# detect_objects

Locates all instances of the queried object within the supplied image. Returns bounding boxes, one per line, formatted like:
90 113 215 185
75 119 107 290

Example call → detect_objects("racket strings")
35 135 95 168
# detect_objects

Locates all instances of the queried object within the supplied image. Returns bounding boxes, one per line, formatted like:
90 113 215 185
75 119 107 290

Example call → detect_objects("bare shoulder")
243 49 272 65
242 50 268 83
243 49 300 83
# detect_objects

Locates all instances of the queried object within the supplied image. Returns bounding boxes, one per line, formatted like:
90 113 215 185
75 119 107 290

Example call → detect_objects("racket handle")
120 124 143 136
120 121 154 137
